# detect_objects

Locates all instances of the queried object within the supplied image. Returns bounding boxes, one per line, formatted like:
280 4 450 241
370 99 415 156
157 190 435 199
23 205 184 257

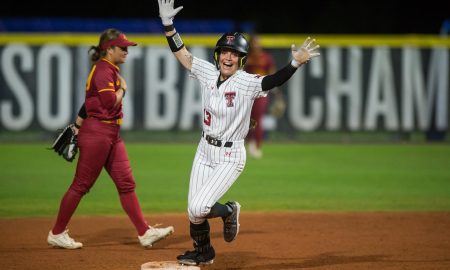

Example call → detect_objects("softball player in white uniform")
158 0 320 266
188 56 267 224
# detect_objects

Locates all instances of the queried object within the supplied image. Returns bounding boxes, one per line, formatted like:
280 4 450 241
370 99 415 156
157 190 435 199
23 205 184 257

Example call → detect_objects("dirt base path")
1 212 450 270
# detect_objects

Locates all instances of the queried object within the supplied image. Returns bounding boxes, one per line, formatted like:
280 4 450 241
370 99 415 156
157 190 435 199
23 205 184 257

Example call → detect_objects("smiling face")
106 46 129 65
218 48 241 80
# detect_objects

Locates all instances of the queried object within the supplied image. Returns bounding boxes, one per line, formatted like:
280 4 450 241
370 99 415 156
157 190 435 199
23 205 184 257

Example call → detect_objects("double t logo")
224 92 236 107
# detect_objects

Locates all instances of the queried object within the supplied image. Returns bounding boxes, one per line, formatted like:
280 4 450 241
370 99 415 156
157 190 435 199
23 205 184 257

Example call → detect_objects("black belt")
202 132 233 147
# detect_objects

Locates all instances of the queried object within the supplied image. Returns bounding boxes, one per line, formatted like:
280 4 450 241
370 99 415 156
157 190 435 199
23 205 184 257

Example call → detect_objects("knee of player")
117 182 136 194
187 204 199 218
188 203 209 219
111 173 136 193
69 184 90 196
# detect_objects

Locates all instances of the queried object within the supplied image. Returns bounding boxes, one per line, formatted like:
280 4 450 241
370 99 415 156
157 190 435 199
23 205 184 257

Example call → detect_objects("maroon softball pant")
52 117 148 235
72 117 134 194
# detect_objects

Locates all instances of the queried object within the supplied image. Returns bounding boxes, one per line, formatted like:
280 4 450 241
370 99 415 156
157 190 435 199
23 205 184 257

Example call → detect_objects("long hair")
88 28 122 63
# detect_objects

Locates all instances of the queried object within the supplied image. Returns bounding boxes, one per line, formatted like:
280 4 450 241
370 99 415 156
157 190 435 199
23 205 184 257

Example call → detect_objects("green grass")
1 143 449 217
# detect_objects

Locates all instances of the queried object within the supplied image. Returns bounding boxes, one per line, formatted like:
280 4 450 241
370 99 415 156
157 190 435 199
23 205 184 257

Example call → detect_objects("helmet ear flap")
239 55 247 68
214 50 220 69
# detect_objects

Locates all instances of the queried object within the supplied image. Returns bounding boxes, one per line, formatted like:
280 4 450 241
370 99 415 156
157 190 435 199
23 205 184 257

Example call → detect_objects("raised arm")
262 37 320 91
158 0 193 71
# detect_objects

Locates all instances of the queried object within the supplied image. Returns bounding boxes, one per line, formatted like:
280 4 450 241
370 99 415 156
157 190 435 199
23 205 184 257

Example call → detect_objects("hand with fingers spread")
158 0 184 26
291 37 320 67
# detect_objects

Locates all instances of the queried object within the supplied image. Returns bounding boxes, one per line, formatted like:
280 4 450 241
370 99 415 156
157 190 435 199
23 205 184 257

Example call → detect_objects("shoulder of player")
191 57 219 79
235 70 263 80
96 59 119 72
94 60 118 77
193 56 216 69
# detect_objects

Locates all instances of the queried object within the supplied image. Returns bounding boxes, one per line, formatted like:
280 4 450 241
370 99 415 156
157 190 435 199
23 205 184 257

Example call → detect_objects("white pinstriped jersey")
190 56 267 141
186 56 267 224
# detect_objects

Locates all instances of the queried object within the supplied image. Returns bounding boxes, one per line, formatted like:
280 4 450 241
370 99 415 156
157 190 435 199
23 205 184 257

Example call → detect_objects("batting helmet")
213 32 249 69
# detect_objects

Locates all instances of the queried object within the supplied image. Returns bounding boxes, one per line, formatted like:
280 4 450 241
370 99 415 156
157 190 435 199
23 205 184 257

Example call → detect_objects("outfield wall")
0 34 449 133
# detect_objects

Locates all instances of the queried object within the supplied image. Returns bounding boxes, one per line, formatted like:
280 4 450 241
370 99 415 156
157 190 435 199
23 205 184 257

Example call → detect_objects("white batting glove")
291 37 320 68
158 0 183 26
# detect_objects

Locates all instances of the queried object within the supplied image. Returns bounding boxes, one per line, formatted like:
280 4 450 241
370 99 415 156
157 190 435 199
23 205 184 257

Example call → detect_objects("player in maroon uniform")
245 35 286 159
47 29 173 249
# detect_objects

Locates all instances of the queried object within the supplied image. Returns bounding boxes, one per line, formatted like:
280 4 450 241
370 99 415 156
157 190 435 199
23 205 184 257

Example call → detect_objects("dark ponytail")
88 28 122 63
88 46 102 62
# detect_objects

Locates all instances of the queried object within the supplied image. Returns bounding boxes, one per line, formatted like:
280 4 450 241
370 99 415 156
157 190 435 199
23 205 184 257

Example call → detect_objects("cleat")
138 225 174 247
47 229 83 249
248 140 263 159
223 201 240 242
177 246 215 266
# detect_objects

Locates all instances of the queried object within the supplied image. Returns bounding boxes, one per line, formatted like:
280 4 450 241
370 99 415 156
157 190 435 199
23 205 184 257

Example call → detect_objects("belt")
202 132 233 147
100 118 123 125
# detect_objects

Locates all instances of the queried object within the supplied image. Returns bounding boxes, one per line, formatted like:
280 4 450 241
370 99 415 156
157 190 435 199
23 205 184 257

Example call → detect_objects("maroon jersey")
84 59 123 121
244 51 275 76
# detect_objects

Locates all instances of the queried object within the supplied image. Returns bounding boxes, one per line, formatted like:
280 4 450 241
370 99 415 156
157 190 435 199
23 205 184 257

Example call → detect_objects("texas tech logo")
226 36 235 44
224 92 236 107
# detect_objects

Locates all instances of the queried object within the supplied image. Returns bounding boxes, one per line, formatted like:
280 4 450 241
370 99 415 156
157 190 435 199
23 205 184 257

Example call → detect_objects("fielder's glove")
50 124 78 162
291 37 320 67
270 96 287 118
249 118 258 129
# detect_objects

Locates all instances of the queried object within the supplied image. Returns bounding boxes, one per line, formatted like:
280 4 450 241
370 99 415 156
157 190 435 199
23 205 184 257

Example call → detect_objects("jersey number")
85 65 96 91
204 109 211 126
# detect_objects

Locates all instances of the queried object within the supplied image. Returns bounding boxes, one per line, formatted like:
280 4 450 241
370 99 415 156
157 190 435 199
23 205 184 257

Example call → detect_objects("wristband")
167 32 185 52
73 123 81 129
164 24 175 32
290 59 301 68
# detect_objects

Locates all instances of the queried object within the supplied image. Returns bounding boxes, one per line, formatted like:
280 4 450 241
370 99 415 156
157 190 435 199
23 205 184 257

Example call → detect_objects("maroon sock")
52 189 82 235
119 192 148 236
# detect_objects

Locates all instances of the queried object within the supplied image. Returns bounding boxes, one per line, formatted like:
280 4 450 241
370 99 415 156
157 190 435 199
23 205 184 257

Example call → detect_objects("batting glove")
291 37 320 68
158 0 183 26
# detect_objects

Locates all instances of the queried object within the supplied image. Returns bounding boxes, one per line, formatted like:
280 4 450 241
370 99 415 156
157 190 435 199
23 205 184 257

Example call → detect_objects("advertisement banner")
0 34 448 132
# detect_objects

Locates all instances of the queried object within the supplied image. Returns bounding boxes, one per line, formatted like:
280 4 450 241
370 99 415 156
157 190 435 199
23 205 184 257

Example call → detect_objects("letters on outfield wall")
0 44 448 132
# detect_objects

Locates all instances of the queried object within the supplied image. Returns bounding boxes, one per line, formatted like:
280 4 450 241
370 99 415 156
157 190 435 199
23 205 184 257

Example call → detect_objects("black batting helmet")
213 32 249 69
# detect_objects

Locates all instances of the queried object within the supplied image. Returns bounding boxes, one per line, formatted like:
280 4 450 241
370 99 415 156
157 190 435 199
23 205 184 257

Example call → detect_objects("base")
141 261 200 270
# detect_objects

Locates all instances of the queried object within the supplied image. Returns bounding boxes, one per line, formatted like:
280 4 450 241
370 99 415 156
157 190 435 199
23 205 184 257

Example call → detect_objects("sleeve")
238 71 268 100
77 103 87 119
261 62 297 91
93 68 117 110
189 56 218 85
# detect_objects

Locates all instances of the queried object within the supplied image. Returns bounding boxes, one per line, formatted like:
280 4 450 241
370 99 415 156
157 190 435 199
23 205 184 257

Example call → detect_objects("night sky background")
2 0 449 34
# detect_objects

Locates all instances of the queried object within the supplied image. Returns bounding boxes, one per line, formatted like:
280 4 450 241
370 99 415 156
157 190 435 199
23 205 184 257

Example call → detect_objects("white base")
141 261 200 270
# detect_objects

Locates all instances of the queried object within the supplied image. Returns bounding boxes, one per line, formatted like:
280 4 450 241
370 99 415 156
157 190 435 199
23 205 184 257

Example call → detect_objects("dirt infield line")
1 212 449 270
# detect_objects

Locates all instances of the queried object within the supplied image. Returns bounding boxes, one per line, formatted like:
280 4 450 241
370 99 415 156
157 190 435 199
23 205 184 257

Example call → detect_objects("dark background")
2 0 449 34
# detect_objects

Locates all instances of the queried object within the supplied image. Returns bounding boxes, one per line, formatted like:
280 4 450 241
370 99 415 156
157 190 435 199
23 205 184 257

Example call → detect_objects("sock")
52 189 83 235
205 202 232 219
119 191 149 236
190 220 212 253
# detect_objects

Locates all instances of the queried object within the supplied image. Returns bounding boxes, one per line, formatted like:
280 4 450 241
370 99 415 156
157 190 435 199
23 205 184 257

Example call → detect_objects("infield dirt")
1 212 449 270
